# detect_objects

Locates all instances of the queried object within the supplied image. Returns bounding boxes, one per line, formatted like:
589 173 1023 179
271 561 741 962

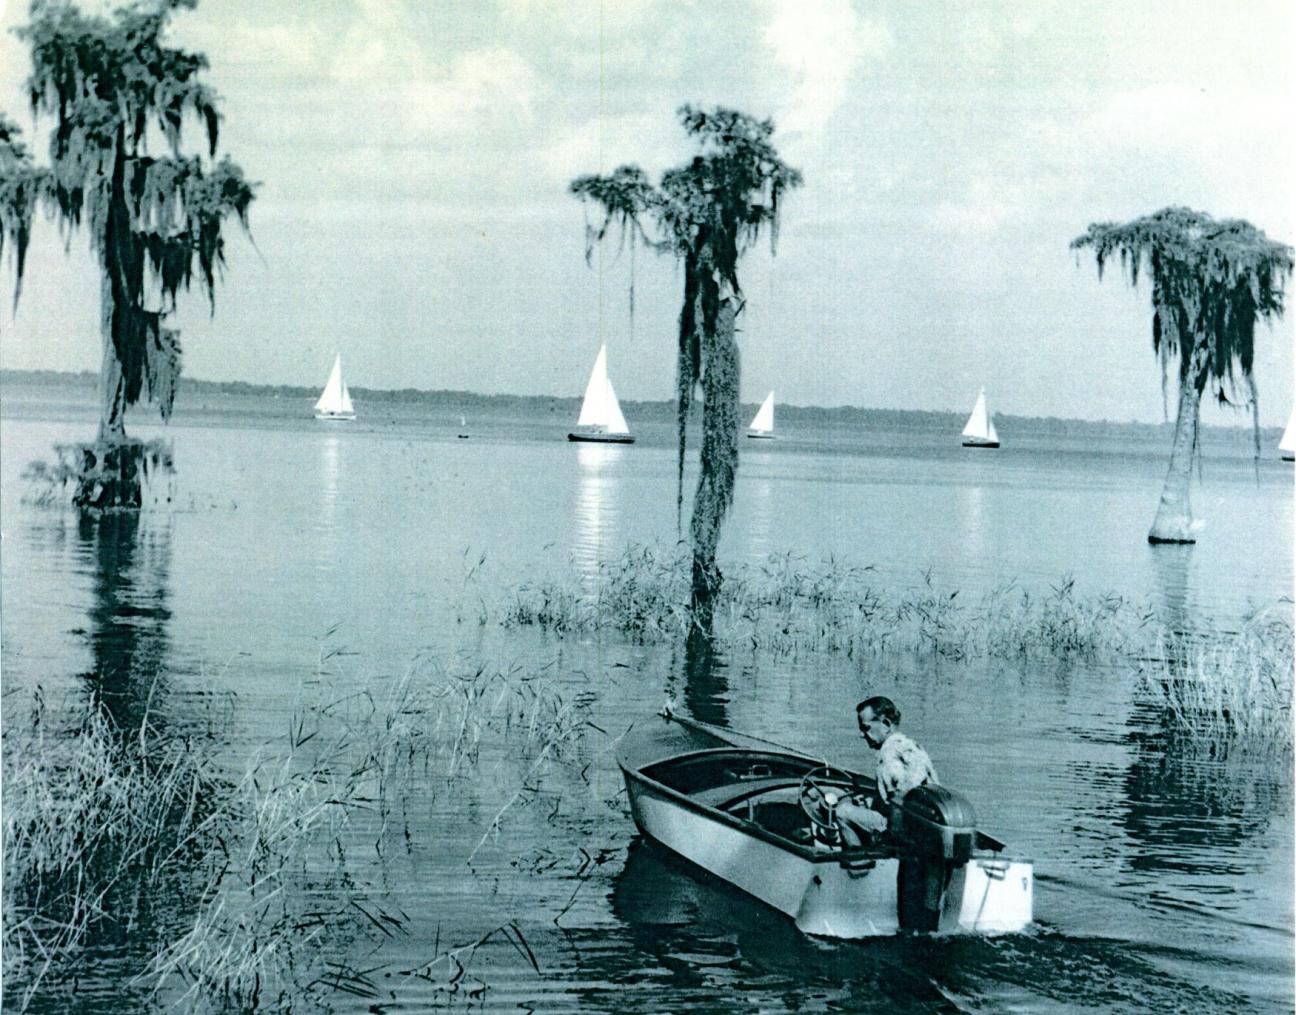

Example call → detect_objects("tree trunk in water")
689 289 740 632
1147 366 1202 544
77 131 139 510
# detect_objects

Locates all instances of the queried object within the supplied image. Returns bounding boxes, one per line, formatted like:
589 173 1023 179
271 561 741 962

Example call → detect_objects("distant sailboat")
961 387 999 448
314 354 355 421
568 344 634 444
458 415 470 439
746 391 776 439
1280 407 1295 461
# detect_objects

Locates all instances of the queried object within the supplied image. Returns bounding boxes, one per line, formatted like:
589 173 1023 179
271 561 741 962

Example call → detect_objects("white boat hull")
315 411 355 421
619 715 1033 938
628 779 900 935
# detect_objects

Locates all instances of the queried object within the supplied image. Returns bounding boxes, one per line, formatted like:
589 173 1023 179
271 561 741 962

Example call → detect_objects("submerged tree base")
1148 509 1200 543
22 439 174 511
1148 532 1197 545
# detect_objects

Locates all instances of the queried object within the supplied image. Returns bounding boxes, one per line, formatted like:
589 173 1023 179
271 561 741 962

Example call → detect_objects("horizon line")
0 366 1283 432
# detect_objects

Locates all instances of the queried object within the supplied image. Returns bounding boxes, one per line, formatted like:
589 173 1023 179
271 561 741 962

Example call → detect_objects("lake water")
2 382 1292 1012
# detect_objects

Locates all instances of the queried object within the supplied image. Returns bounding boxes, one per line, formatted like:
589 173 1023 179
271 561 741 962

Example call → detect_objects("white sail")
961 387 997 442
314 354 355 419
748 391 775 434
575 344 630 435
961 387 999 446
1279 407 1296 455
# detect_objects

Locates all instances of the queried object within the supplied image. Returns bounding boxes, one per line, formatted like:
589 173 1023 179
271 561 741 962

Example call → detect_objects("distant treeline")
1 368 1277 439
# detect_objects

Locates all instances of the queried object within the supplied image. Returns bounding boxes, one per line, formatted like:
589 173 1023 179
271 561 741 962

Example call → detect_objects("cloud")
397 47 538 138
763 0 891 139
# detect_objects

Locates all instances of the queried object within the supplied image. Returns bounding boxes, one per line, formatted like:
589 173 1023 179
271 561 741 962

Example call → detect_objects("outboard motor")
892 785 977 931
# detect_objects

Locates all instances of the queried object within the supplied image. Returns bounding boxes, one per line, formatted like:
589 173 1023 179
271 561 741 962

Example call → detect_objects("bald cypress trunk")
689 287 740 630
1148 361 1203 544
78 131 141 509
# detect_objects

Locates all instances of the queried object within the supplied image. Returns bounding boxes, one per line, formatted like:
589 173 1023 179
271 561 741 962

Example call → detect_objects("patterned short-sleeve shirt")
876 730 938 803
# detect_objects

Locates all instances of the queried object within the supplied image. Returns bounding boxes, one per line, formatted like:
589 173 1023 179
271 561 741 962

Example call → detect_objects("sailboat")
568 344 634 444
1280 407 1295 461
961 387 999 448
314 354 355 421
746 390 776 439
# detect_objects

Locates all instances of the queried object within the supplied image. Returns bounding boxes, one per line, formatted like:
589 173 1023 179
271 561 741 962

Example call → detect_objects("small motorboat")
617 710 1032 938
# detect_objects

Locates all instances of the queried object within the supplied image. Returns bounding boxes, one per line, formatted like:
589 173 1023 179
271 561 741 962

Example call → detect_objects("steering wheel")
798 764 855 835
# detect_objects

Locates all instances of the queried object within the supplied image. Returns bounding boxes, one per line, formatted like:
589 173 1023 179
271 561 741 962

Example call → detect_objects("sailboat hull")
962 438 998 449
746 431 776 440
1282 450 1294 462
315 411 356 421
568 431 634 444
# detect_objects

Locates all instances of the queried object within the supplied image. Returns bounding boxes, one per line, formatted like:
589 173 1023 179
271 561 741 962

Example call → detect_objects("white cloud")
764 0 891 139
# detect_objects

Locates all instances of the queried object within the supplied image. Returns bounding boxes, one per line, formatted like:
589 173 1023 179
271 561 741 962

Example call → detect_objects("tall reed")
3 692 228 1009
1139 609 1294 755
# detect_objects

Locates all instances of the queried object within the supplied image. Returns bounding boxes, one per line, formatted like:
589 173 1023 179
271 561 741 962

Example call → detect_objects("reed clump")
1139 610 1294 755
503 543 1163 661
3 693 228 1010
141 657 594 1011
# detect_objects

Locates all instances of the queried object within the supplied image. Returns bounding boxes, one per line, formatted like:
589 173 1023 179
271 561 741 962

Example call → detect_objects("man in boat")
834 696 939 849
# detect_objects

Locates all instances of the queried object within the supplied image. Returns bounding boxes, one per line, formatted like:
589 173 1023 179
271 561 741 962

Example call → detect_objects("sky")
0 0 1293 425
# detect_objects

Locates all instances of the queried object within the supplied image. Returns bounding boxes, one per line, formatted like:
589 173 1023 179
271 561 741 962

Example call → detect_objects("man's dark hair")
856 696 900 726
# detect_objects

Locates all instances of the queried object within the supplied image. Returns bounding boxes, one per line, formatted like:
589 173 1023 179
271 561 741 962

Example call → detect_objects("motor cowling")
891 785 977 931
895 785 977 863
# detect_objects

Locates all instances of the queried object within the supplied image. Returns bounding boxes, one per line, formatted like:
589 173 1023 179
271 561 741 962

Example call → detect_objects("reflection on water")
76 512 173 734
317 433 342 574
679 628 729 727
1120 723 1286 879
739 461 775 561
958 483 987 567
571 442 625 586
319 433 341 515
1149 543 1194 634
607 838 1270 1012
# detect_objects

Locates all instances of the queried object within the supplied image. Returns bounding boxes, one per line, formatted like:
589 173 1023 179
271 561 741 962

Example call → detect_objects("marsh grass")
502 543 1293 749
1139 610 1294 755
4 656 598 1012
142 658 593 1011
2 691 228 1009
505 544 1161 661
